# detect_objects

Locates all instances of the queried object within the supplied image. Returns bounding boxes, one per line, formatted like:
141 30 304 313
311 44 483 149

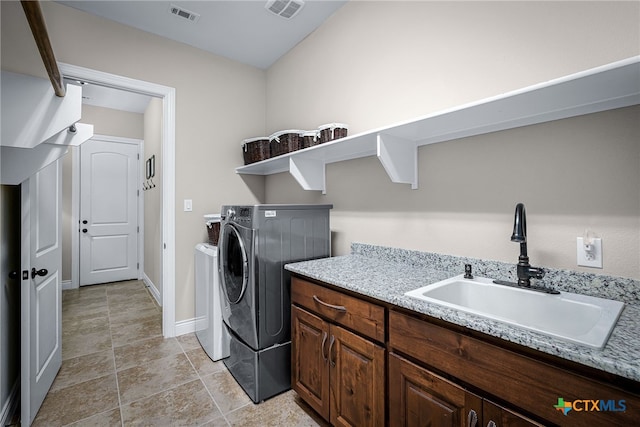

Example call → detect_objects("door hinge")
137 226 140 233
138 153 140 160
137 189 140 196
137 262 139 270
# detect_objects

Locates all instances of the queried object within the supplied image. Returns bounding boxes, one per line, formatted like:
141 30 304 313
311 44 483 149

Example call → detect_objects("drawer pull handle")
321 331 328 364
328 335 336 367
313 295 347 313
467 409 478 427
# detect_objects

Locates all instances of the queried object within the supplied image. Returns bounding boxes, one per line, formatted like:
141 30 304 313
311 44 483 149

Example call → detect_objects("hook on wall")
142 155 158 191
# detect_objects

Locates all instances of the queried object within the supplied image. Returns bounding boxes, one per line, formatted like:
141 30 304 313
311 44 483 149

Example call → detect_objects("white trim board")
60 63 177 338
143 273 161 307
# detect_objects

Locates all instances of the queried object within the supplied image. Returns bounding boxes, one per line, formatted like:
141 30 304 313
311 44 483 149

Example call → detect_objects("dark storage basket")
242 137 271 165
270 130 303 157
318 123 349 144
301 130 320 149
205 214 221 245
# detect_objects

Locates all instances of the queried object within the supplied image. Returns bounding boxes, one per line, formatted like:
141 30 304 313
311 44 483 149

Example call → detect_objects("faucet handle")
464 264 473 279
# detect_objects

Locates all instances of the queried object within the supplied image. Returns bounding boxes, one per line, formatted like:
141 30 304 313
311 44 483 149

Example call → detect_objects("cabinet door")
291 306 330 420
330 325 385 427
389 353 483 427
483 400 544 427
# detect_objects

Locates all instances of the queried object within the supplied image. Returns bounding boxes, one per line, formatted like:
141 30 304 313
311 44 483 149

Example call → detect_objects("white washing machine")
194 243 229 361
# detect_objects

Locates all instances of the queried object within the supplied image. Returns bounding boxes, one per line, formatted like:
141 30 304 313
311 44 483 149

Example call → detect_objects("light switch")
184 199 192 212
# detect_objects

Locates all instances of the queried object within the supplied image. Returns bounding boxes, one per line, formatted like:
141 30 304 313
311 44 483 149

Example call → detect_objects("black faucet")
510 203 545 287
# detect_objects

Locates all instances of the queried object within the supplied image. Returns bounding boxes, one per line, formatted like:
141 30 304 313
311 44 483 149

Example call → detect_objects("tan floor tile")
63 302 109 324
114 336 182 370
63 314 110 335
117 352 198 404
63 286 107 305
226 390 326 427
63 327 113 360
110 313 163 346
121 379 221 426
176 332 202 351
66 408 122 426
51 349 114 392
108 305 159 325
32 374 119 427
201 370 251 415
185 346 226 376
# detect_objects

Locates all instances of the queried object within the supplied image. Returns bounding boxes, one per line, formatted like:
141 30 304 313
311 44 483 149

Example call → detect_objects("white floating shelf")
236 56 640 192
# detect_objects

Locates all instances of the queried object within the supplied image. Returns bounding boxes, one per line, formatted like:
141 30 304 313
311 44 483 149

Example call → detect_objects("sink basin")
405 275 624 348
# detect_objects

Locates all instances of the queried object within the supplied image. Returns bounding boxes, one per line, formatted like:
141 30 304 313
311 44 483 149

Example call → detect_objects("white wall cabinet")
236 56 640 193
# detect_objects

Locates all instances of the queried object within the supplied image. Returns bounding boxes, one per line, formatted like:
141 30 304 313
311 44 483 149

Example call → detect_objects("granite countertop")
285 243 640 383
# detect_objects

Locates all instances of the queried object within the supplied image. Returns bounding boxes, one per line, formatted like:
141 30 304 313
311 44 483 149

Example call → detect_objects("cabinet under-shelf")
236 56 640 193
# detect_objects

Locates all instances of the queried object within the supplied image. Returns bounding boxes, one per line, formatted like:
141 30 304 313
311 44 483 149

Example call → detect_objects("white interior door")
80 138 140 286
21 159 62 426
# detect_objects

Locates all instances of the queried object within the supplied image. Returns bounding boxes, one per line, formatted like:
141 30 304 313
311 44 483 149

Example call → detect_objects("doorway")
60 63 177 337
79 136 143 286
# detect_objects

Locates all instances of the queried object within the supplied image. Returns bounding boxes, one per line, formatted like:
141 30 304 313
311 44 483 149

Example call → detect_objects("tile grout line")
106 284 126 427
177 339 232 426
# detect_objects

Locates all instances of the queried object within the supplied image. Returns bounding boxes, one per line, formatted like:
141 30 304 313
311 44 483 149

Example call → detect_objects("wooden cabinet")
292 277 385 426
291 274 639 426
389 353 541 427
389 352 482 427
389 309 639 427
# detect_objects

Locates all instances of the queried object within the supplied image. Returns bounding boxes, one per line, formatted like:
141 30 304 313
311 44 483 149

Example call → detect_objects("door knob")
31 268 48 279
82 220 88 224
82 229 88 233
8 271 18 280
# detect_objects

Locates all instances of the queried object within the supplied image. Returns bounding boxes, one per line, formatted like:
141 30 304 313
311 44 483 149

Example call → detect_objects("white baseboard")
0 378 19 427
174 318 196 336
62 279 76 290
142 273 161 306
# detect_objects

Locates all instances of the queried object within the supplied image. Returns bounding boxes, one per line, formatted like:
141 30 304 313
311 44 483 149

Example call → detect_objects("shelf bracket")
377 133 418 189
289 157 326 194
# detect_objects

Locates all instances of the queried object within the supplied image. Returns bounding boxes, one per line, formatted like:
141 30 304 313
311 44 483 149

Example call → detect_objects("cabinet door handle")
486 421 497 427
313 295 347 313
321 331 328 364
328 335 336 367
467 409 478 427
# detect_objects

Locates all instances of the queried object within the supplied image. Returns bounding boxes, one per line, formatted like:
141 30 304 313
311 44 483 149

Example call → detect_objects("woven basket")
301 130 320 149
205 214 221 245
242 137 271 165
318 123 349 144
270 130 303 157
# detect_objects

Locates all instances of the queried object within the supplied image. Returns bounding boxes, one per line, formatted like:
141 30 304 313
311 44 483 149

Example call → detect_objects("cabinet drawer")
389 310 639 427
292 276 385 342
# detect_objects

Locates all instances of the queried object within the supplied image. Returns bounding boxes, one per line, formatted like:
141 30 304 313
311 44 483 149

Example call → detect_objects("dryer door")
219 223 248 304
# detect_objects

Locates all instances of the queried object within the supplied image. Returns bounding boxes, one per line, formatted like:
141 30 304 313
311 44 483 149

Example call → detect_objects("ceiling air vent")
168 4 200 23
265 0 305 19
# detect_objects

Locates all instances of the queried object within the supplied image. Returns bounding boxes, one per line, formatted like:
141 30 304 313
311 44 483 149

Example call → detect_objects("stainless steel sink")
404 275 624 348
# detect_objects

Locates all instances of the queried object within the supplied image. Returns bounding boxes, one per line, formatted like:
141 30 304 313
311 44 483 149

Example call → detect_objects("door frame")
60 63 177 338
72 135 144 287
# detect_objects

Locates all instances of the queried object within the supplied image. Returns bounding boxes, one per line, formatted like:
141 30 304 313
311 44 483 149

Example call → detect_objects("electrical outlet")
577 237 602 268
184 199 192 212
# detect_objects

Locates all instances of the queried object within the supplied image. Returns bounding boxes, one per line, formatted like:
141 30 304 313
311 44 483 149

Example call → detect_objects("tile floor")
32 280 328 426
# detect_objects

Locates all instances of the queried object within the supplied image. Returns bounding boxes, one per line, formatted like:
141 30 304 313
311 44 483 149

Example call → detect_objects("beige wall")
265 1 640 279
144 98 163 297
60 106 144 282
1 1 266 322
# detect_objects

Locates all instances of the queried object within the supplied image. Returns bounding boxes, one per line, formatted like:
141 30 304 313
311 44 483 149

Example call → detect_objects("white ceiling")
56 0 347 69
56 0 346 113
